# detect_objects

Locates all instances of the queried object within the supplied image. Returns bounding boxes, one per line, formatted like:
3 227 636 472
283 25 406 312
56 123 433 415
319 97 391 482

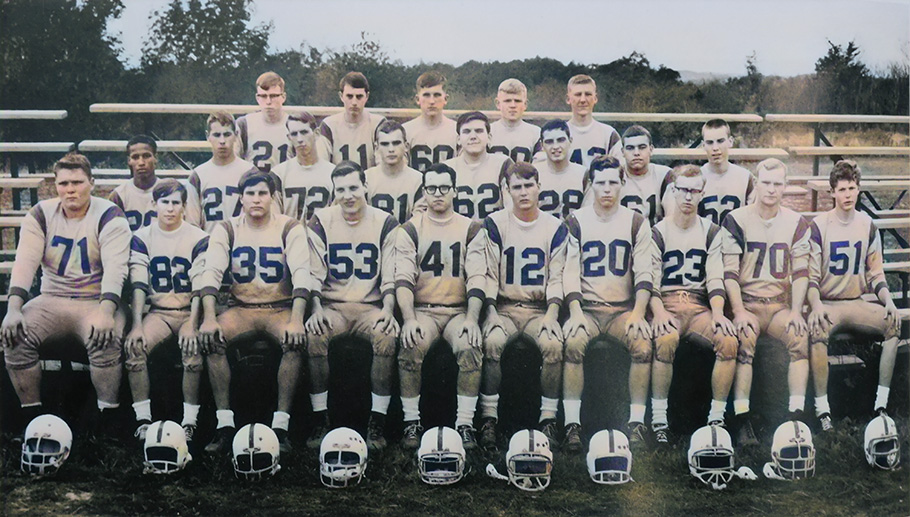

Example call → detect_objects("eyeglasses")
256 93 284 100
424 185 452 195
676 187 703 196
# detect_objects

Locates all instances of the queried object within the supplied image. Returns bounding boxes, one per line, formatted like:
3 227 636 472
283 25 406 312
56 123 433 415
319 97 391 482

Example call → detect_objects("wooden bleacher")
0 110 68 120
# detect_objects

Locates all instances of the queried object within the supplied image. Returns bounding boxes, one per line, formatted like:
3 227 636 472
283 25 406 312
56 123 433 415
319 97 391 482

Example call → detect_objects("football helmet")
506 429 553 491
864 414 900 470
417 426 466 485
587 429 633 485
144 420 192 474
21 414 72 476
688 424 735 490
320 427 368 488
769 420 815 479
232 423 281 480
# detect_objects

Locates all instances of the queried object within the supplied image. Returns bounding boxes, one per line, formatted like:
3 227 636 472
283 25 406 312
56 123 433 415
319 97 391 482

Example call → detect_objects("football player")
443 111 513 221
319 72 386 169
396 163 487 448
562 156 654 451
1 153 131 433
649 165 737 444
807 160 901 426
274 111 335 222
489 78 539 163
402 71 457 172
565 75 622 168
305 162 400 450
535 120 586 219
110 135 161 232
197 169 311 454
235 71 294 172
365 120 424 224
479 162 568 449
124 179 209 443
722 158 810 445
619 125 672 227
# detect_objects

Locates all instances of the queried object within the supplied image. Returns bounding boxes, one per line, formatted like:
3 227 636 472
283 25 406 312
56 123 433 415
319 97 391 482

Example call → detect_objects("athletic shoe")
708 419 725 428
563 423 583 453
402 421 423 449
734 413 759 447
205 426 234 455
367 413 387 450
134 420 152 443
626 421 648 445
457 425 479 450
306 412 330 449
538 419 559 446
275 428 292 454
479 418 498 451
182 424 196 444
818 413 834 432
652 424 670 446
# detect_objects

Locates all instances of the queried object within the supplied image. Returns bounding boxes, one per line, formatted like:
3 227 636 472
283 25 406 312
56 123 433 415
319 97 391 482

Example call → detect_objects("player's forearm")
568 299 584 319
381 292 396 314
709 294 725 319
649 295 667 316
876 286 895 308
790 277 808 313
291 296 307 323
5 294 25 314
724 279 746 314
631 289 650 319
99 299 118 318
806 287 823 312
189 296 201 330
131 289 146 325
466 297 483 324
201 294 217 322
396 287 417 321
545 302 560 321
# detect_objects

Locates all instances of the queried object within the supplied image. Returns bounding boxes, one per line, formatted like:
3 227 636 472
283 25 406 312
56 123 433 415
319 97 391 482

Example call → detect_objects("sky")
108 0 910 77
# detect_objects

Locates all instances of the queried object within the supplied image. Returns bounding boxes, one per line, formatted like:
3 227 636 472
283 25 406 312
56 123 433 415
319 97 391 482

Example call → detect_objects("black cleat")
538 419 559 447
734 413 759 447
367 412 387 450
205 426 235 455
307 412 330 449
563 423 583 454
626 421 648 446
275 428 292 454
479 418 498 451
457 425 479 450
401 420 423 449
652 424 670 447
182 423 197 444
134 420 152 444
818 413 834 432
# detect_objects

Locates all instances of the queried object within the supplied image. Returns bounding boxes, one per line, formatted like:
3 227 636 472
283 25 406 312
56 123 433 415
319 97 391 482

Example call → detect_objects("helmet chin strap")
485 463 509 482
735 466 758 480
763 462 788 481
710 480 727 491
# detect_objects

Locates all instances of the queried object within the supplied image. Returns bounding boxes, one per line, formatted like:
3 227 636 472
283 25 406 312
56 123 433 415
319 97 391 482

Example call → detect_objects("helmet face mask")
21 415 72 477
232 424 281 480
320 427 367 488
587 430 633 485
865 415 900 470
771 421 815 479
144 420 192 475
688 425 735 488
417 427 466 485
506 430 553 492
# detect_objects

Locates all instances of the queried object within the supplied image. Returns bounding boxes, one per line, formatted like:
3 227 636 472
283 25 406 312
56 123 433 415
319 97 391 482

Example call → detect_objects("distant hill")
677 70 733 83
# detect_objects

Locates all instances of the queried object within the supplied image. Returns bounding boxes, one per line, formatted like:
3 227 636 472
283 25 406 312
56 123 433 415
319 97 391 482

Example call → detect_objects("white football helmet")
232 423 281 480
21 414 72 476
865 414 900 470
418 426 466 485
320 427 368 488
587 429 633 484
688 425 735 489
144 420 192 474
506 429 553 491
770 420 815 479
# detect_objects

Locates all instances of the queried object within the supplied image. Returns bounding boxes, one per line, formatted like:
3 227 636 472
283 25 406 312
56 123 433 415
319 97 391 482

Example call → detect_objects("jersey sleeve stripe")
98 205 126 234
721 215 745 249
706 221 721 248
8 286 30 301
466 220 483 242
192 236 210 261
550 223 569 252
401 221 418 247
28 205 47 236
792 216 810 245
133 281 150 295
483 217 502 249
467 287 485 301
101 292 121 305
809 220 823 246
630 212 645 245
281 218 299 245
307 216 327 245
379 215 399 245
565 214 581 240
652 227 665 254
130 235 149 255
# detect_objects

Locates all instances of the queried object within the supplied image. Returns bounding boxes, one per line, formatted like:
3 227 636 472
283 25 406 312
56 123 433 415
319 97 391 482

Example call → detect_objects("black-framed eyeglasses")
677 187 703 196
424 185 452 195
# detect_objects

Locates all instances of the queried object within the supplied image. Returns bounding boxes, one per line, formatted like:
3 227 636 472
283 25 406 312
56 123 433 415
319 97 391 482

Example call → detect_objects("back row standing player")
319 72 386 170
274 112 335 222
235 72 293 172
565 74 623 168
403 71 457 172
489 78 540 163
110 135 161 232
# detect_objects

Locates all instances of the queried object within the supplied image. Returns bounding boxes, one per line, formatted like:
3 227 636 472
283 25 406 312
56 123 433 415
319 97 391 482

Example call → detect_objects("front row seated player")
125 179 209 444
305 161 400 450
396 163 487 449
649 165 737 444
479 162 569 450
197 168 311 455
1 152 131 435
562 155 654 451
807 160 901 430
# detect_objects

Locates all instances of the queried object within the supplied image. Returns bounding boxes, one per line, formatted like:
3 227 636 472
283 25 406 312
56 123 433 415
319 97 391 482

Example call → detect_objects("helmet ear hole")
231 423 281 480
320 427 368 488
21 414 73 477
417 427 466 485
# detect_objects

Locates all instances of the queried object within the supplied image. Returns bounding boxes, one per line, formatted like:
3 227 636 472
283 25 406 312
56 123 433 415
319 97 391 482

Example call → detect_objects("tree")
814 40 872 113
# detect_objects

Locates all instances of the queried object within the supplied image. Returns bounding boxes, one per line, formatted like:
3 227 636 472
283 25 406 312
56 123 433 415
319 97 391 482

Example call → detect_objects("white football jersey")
109 178 161 232
665 163 757 225
273 158 335 222
402 116 457 172
652 216 725 300
444 153 513 221
319 112 386 169
567 119 622 169
236 111 293 172
129 222 209 309
532 159 586 219
490 119 539 163
365 165 424 224
809 210 887 301
185 158 283 232
620 163 672 227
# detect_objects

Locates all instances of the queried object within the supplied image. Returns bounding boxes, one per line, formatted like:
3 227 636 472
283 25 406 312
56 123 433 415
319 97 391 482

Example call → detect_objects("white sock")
788 396 805 413
814 395 830 416
21 402 42 408
628 404 646 424
480 394 499 420
401 396 420 423
875 385 890 410
371 393 391 415
651 398 669 427
539 397 559 422
734 399 750 416
271 411 290 431
708 400 726 423
98 400 119 410
132 399 152 422
456 396 478 428
182 403 200 426
563 399 582 426
216 409 235 429
310 391 328 413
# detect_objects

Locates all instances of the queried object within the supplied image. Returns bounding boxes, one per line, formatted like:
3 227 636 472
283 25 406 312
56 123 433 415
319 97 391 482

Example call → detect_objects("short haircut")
54 152 92 180
256 71 285 92
702 118 731 137
456 111 490 135
152 178 187 204
331 160 366 186
374 119 407 143
829 159 862 189
622 125 653 146
755 158 788 179
207 110 236 132
498 78 527 96
416 71 446 92
286 111 318 130
423 163 457 188
238 168 276 195
586 155 624 184
540 119 571 139
567 74 595 91
501 161 539 187
126 135 157 154
670 164 706 188
340 71 370 93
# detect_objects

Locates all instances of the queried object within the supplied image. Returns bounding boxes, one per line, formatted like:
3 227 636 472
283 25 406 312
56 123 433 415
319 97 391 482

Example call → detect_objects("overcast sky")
109 0 910 77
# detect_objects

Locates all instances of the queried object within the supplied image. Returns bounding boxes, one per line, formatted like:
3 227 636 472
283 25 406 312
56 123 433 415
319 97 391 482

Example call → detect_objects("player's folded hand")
626 316 651 341
885 303 900 333
178 331 199 358
283 320 307 350
650 310 679 338
198 319 223 348
401 319 423 349
807 309 833 336
734 311 757 340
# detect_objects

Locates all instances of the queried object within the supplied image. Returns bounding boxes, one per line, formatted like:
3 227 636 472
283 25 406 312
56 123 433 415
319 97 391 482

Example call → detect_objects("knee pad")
563 332 589 364
737 332 757 365
124 355 149 372
371 331 397 357
483 329 508 362
88 343 123 369
182 356 204 372
538 335 564 365
653 331 680 364
714 333 739 362
455 346 483 373
306 333 330 358
398 345 427 372
786 333 809 362
627 336 653 363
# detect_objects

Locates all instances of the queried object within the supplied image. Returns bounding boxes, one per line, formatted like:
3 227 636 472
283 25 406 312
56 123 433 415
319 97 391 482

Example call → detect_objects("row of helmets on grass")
19 413 901 487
